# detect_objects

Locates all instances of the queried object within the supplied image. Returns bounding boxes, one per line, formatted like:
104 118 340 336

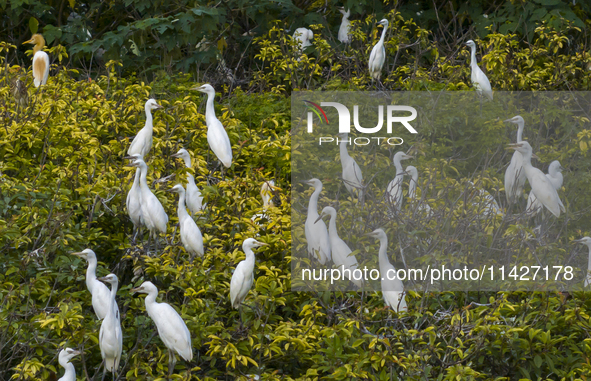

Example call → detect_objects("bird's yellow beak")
191 86 205 92
507 143 521 150
70 252 84 256
22 39 34 45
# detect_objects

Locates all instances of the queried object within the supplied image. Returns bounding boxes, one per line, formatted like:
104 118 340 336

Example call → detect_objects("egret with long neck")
171 148 205 216
386 151 414 210
57 348 80 381
338 133 363 203
504 116 526 204
465 40 493 101
127 99 163 159
23 34 49 87
526 160 564 216
338 8 351 44
368 19 389 82
125 153 144 240
169 184 204 258
303 178 331 264
97 274 122 377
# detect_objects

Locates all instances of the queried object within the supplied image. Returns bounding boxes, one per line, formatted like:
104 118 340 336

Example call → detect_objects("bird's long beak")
573 239 584 243
22 39 33 45
256 242 268 247
364 232 376 237
503 118 516 123
405 155 415 159
531 153 540 160
130 287 140 294
97 276 108 282
171 152 181 158
191 86 205 92
314 215 324 224
72 350 81 356
300 180 312 185
507 143 521 150
70 252 84 256
154 104 164 109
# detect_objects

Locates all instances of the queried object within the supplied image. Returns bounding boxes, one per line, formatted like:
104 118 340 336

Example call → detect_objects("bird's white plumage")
386 151 413 210
367 229 407 313
72 249 119 321
57 348 80 381
338 8 351 44
468 181 503 217
170 184 204 258
504 116 526 203
406 166 432 215
230 239 266 308
130 158 168 237
32 51 49 87
338 133 363 202
98 274 122 374
304 178 331 264
510 141 565 217
526 160 563 216
368 19 389 80
127 99 163 159
196 84 233 168
172 148 205 215
316 207 362 288
126 153 144 228
466 40 493 100
293 28 314 51
133 281 193 362
575 237 591 287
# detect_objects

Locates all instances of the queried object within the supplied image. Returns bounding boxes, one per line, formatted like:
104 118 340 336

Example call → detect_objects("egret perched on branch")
504 116 526 204
468 181 503 217
465 40 493 101
338 133 363 203
251 180 279 226
171 148 205 215
230 238 267 310
125 153 144 238
574 237 591 287
303 178 331 264
127 157 168 241
169 184 204 259
22 34 49 87
293 28 314 52
131 281 193 375
508 141 565 217
127 99 163 159
193 84 233 169
338 8 351 44
71 249 119 321
368 19 389 82
406 166 432 215
526 160 564 216
386 151 414 210
97 274 122 377
315 207 362 288
57 348 80 381
366 228 407 313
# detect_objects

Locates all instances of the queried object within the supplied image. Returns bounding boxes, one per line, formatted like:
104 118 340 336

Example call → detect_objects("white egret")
127 99 163 159
293 28 314 52
526 160 563 216
251 180 278 226
386 151 414 210
368 19 389 81
193 84 233 169
338 8 351 44
303 178 331 264
125 153 144 238
504 116 526 204
128 157 168 241
169 184 204 259
71 249 119 321
315 207 362 288
131 281 193 375
465 40 493 101
468 181 503 217
338 133 363 203
57 348 81 381
406 166 432 215
97 274 122 376
366 228 407 313
22 34 49 87
230 238 267 310
574 237 591 287
171 148 205 215
508 141 565 217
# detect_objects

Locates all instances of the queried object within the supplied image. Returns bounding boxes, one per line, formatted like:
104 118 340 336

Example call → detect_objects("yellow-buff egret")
574 237 591 287
368 19 389 81
386 152 414 210
293 28 314 52
128 157 168 240
22 34 49 87
169 184 204 259
230 238 267 323
338 133 363 203
338 8 351 44
526 160 563 216
57 348 80 381
127 99 163 159
171 148 205 215
125 154 144 238
508 141 565 217
504 116 526 204
315 207 362 288
406 165 432 215
71 249 119 321
97 274 122 376
366 229 407 313
251 180 278 226
303 178 331 264
465 40 493 101
193 84 233 168
131 281 193 375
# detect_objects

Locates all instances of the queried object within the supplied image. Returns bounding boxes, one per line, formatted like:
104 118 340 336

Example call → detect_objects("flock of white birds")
17 9 590 380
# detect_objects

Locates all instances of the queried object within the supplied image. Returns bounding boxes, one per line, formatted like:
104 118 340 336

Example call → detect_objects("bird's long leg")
168 349 176 378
